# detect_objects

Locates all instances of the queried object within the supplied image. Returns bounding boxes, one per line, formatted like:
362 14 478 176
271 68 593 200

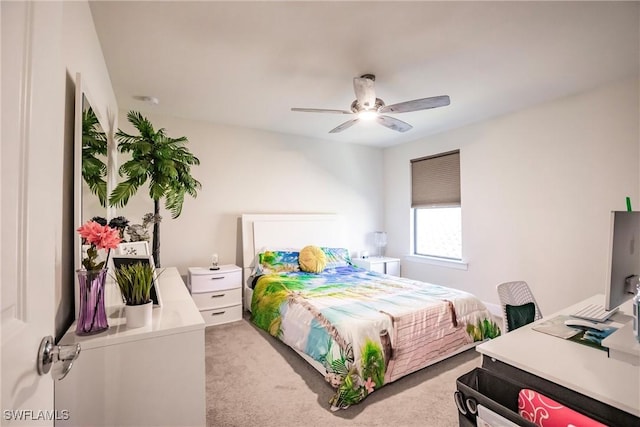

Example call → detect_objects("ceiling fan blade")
353 76 376 109
291 108 353 114
376 115 413 133
380 95 450 114
329 118 359 133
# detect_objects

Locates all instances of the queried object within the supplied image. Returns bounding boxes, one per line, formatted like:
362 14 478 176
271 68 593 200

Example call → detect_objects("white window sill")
404 255 468 271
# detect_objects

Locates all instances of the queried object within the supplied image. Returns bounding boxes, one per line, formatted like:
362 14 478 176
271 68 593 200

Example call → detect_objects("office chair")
497 281 543 333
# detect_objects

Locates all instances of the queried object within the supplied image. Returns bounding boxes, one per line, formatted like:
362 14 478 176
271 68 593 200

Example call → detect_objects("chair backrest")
496 281 543 333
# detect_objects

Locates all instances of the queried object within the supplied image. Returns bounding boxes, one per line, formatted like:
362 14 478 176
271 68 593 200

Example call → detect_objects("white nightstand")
352 256 401 276
188 264 242 326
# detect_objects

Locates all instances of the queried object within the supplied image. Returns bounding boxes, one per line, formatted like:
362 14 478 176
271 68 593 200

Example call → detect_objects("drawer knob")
211 311 225 316
211 294 225 298
210 276 224 280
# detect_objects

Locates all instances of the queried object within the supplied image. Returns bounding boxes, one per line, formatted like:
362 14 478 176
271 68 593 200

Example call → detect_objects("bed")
241 214 500 410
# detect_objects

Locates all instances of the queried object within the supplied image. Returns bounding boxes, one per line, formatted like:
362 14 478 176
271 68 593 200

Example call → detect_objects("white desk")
476 294 640 419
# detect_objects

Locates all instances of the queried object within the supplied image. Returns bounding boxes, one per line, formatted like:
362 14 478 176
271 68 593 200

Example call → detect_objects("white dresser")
55 267 206 427
188 264 242 326
352 256 401 276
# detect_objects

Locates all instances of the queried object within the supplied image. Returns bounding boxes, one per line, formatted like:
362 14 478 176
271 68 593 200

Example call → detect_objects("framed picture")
111 254 162 307
117 241 150 256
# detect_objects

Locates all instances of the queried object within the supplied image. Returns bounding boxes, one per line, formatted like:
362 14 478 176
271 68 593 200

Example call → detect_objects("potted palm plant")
114 263 155 328
109 111 201 267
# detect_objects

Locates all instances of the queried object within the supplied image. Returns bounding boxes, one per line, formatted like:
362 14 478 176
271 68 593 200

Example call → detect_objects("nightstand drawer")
201 304 242 326
190 269 241 293
192 288 241 310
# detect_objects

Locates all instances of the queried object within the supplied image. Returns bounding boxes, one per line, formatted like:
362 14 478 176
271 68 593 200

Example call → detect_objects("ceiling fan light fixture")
290 74 450 133
358 110 378 121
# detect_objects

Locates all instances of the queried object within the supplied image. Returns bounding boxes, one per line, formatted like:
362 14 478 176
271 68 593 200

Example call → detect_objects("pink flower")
78 221 120 249
97 227 121 250
364 377 375 394
77 220 121 270
78 221 121 250
77 221 103 244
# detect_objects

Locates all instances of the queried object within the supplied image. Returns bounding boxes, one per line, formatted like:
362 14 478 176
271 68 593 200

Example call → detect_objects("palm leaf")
81 107 108 206
164 188 185 218
109 179 141 208
330 359 349 376
120 158 150 178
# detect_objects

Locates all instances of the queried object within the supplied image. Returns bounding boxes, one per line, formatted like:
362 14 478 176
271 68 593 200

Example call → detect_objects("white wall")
384 78 639 314
62 2 118 129
116 111 383 275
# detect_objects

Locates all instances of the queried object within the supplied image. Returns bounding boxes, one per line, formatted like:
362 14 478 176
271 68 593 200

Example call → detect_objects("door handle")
37 336 81 381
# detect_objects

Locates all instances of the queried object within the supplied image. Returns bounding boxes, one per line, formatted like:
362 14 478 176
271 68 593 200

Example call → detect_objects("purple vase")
76 269 109 335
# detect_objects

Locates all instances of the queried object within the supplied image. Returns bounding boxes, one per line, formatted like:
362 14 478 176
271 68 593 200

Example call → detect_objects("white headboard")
241 213 346 269
240 213 347 310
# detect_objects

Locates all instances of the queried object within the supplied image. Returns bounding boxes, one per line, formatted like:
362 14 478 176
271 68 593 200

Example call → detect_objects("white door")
1 2 65 424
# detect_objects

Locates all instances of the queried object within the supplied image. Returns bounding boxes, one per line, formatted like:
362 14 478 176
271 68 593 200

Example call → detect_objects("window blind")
411 150 460 208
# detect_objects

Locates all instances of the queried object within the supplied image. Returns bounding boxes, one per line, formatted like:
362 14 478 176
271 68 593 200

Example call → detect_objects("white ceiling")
90 1 639 148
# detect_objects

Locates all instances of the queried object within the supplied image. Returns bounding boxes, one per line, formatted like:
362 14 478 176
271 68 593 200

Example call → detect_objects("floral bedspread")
250 265 500 410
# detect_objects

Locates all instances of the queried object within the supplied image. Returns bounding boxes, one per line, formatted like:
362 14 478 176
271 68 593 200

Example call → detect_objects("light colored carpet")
205 317 481 427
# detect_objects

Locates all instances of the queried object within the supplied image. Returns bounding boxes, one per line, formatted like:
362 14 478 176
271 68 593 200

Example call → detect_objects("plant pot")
124 301 152 329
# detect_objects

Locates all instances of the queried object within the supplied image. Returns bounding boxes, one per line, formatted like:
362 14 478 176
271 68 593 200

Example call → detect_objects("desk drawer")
190 269 241 293
201 304 242 326
192 288 241 310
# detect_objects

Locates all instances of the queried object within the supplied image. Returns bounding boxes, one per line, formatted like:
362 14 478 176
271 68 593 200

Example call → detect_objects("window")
414 207 461 259
411 150 461 260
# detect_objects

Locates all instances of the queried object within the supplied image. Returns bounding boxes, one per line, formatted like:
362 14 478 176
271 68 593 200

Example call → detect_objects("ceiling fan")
291 74 450 134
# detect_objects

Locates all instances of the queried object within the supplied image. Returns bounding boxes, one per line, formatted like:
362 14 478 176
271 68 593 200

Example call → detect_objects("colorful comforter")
250 263 500 410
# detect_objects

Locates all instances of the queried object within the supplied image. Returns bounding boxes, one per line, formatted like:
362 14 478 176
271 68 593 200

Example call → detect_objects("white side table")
188 264 242 326
352 256 400 276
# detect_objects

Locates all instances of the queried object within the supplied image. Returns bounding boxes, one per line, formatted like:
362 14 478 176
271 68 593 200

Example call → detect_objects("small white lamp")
210 253 220 271
373 231 387 258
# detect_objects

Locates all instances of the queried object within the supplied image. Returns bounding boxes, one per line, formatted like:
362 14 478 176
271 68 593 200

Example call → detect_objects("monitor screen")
605 211 640 311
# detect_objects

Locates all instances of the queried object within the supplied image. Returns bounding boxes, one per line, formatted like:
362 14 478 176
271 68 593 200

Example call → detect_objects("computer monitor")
605 211 640 311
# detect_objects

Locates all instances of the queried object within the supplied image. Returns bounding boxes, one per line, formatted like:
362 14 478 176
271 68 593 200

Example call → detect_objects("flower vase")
76 268 109 335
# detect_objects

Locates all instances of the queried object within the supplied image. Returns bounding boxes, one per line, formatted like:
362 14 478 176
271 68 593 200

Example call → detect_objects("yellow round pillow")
299 245 326 273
